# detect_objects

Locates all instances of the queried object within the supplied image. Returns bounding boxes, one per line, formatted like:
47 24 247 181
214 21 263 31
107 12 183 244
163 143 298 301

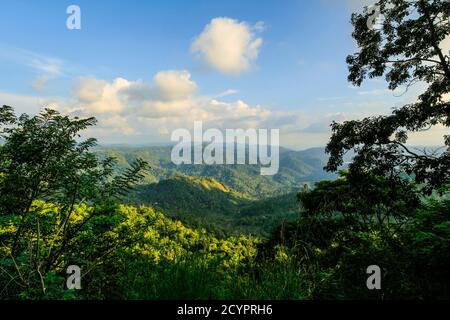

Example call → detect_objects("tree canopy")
326 0 450 193
0 106 148 296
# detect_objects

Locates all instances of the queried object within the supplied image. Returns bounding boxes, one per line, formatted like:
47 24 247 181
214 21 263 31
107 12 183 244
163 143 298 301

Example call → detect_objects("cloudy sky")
0 0 447 149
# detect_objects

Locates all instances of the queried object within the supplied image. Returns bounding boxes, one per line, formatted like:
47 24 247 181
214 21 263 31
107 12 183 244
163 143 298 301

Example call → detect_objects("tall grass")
118 255 314 300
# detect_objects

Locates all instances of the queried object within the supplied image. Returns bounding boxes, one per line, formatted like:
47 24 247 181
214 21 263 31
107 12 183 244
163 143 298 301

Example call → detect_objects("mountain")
93 145 334 236
95 145 336 198
127 175 300 237
131 175 251 215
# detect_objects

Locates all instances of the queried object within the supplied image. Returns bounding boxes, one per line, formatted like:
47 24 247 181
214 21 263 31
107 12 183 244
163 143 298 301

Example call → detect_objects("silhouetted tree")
326 0 450 193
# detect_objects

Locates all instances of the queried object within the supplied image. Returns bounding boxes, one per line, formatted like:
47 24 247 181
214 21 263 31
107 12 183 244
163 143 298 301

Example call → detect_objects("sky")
0 0 447 149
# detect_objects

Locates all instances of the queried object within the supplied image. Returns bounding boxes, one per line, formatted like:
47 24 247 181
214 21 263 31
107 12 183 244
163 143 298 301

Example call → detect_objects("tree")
0 106 148 297
325 0 450 193
299 170 420 229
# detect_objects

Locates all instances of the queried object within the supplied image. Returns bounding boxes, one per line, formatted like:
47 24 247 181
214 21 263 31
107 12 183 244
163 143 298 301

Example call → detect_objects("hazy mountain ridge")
127 175 299 237
94 145 336 198
92 145 333 236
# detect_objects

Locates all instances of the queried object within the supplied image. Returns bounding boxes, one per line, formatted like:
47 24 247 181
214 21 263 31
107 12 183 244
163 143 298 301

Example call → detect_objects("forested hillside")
90 145 329 237
1 0 450 301
1 104 449 300
128 175 299 237
94 145 336 198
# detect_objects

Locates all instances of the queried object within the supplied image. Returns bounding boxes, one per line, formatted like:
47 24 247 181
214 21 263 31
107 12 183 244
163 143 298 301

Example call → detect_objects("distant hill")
95 145 336 198
94 145 334 236
127 175 300 237
131 175 251 215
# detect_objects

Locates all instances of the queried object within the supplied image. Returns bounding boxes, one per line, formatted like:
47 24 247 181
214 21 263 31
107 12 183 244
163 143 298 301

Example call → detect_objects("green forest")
1 0 450 300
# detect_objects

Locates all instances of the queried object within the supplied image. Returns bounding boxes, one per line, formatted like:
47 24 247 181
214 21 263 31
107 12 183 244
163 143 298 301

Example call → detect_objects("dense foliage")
129 175 299 237
0 107 148 298
1 0 450 300
1 104 449 299
0 107 310 299
265 173 450 299
94 145 335 198
326 0 450 194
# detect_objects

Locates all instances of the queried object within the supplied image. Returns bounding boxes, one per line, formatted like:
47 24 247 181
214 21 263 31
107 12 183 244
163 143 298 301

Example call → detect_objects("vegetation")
94 145 335 198
128 175 299 237
1 0 450 300
327 0 450 194
0 106 148 298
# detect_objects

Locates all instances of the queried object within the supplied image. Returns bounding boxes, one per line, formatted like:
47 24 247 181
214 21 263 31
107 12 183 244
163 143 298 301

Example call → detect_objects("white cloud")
101 115 135 135
409 124 450 146
215 89 239 98
191 17 263 75
2 83 393 148
138 99 195 119
357 89 390 96
0 91 44 115
28 55 63 76
0 46 64 91
152 70 197 101
3 64 447 148
317 96 345 102
32 75 54 91
254 21 266 32
72 77 131 114
345 0 376 10
3 82 448 148
48 70 277 141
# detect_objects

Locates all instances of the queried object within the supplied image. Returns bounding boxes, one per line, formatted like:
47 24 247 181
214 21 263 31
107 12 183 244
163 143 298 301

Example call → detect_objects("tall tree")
326 0 450 193
0 106 148 296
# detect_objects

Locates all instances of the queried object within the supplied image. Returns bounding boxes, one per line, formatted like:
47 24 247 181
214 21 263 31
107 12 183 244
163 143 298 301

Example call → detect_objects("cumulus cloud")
152 70 197 100
72 77 131 114
137 99 195 119
70 71 197 118
4 80 448 148
55 70 279 139
39 67 446 147
191 17 263 75
101 115 135 135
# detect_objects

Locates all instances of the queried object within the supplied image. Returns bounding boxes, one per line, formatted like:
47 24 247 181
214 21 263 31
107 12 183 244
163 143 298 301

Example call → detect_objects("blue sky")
0 0 444 148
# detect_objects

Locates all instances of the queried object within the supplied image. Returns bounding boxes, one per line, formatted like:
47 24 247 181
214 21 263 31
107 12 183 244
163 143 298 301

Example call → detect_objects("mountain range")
94 145 337 237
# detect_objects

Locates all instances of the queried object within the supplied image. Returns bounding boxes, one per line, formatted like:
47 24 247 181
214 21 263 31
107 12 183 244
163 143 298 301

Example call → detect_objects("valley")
94 145 337 237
